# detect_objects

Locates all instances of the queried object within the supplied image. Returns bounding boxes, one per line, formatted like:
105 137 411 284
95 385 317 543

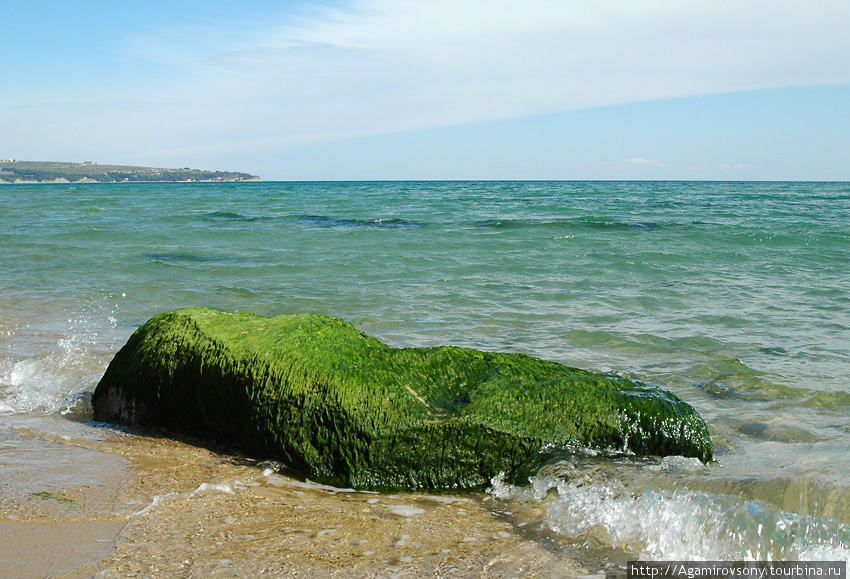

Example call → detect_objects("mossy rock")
92 308 713 489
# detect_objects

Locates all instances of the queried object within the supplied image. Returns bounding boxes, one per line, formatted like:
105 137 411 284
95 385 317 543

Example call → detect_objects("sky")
3 0 849 180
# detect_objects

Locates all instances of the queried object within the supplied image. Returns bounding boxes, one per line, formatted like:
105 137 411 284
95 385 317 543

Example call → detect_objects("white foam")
799 544 850 565
413 494 470 505
387 505 426 517
188 482 235 498
262 472 356 493
490 467 850 561
0 302 127 415
133 491 179 516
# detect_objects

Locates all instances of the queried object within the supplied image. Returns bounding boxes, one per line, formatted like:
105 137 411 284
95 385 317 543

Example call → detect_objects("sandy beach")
1 425 591 578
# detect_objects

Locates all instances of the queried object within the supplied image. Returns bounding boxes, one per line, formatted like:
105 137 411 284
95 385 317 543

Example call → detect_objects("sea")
1 180 849 574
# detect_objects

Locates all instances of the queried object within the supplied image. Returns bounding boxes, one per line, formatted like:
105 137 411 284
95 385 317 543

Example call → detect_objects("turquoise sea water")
1 181 849 564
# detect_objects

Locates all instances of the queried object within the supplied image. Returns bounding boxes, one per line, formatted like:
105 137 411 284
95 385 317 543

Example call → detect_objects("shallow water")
1 181 848 573
0 421 583 578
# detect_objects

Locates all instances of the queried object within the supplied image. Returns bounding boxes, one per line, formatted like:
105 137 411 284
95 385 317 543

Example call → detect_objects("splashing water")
0 298 127 416
490 452 850 563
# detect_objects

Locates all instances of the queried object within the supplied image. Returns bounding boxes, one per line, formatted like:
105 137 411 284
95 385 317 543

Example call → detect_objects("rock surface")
92 308 713 489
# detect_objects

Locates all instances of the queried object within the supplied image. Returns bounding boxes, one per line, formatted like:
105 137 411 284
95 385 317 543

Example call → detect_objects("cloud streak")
626 158 667 167
5 0 850 169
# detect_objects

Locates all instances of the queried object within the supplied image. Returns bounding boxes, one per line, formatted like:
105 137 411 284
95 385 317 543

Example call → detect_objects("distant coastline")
0 160 261 184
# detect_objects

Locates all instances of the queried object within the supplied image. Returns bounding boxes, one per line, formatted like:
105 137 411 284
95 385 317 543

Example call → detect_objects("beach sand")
1 426 591 578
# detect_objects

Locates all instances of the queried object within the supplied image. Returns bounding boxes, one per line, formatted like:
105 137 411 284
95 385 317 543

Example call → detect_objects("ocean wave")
0 300 125 417
297 215 423 229
474 217 698 232
146 251 215 264
199 211 261 222
1 340 98 416
490 450 850 563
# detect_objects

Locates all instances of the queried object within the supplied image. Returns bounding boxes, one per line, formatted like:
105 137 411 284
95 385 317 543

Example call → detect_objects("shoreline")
0 160 261 184
0 177 262 184
1 422 588 578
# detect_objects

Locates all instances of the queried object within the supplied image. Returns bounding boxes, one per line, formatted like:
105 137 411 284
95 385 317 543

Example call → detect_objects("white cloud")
173 0 850 149
5 0 850 166
627 158 666 166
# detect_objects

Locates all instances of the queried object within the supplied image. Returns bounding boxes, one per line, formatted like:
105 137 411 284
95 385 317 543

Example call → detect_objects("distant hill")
0 160 261 183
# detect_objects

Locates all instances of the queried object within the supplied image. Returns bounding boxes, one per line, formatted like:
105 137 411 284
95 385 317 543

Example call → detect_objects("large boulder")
92 308 713 489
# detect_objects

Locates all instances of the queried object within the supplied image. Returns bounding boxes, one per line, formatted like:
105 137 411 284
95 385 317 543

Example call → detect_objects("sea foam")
490 456 850 563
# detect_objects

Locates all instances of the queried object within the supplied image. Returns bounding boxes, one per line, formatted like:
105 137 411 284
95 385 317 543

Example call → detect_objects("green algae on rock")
92 308 713 489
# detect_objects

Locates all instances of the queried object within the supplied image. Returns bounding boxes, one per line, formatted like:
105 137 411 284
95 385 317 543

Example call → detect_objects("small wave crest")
297 215 422 229
489 451 850 563
146 251 213 264
0 298 127 417
475 217 674 232
200 211 260 222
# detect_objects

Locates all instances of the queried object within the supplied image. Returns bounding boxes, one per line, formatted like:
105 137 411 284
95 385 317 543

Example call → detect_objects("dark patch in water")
695 381 741 400
584 220 665 231
298 215 422 229
146 252 213 264
475 217 667 231
759 346 788 356
200 211 259 222
736 421 770 437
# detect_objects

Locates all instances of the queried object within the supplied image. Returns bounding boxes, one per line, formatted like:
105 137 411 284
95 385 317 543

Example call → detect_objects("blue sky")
3 0 849 180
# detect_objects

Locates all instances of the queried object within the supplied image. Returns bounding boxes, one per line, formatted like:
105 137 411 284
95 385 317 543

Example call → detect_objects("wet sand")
1 425 590 578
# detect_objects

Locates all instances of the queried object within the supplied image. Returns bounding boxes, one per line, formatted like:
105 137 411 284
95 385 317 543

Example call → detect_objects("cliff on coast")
0 160 260 183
